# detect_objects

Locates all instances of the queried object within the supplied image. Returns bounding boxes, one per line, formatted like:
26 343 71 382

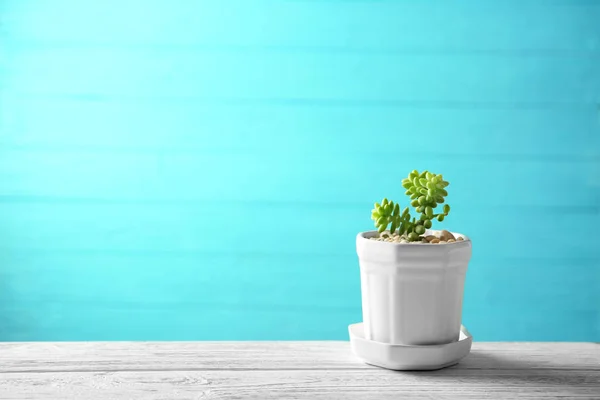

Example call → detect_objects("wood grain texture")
1 370 600 400
7 49 599 102
4 0 599 52
0 342 598 372
1 151 597 207
0 342 598 399
2 101 597 160
1 0 599 343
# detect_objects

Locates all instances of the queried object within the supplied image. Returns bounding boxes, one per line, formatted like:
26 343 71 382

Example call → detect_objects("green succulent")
370 170 451 241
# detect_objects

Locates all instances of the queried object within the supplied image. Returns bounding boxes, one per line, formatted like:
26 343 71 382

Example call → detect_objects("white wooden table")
0 341 598 399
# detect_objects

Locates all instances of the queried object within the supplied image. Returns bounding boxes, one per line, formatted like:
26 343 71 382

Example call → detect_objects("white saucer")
349 323 472 371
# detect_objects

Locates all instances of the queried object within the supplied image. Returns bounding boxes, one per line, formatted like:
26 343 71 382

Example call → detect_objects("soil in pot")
370 229 465 244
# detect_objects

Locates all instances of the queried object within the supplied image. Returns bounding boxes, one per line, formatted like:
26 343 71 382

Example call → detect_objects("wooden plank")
3 0 599 52
1 100 597 157
0 251 596 341
0 368 599 399
460 311 599 342
0 342 598 373
0 304 597 342
0 202 596 259
0 254 596 316
0 306 362 342
5 49 599 102
0 150 597 208
0 254 595 310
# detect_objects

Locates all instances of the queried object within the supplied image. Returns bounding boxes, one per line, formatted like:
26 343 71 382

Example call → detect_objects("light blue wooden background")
0 0 599 341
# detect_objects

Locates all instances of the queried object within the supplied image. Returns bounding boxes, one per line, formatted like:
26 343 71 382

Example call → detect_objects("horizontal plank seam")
1 341 598 345
1 367 599 374
0 367 373 374
6 95 598 110
2 147 597 161
0 198 597 211
7 43 600 57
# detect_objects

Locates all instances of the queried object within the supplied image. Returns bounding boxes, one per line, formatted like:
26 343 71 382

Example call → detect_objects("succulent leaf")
370 170 451 241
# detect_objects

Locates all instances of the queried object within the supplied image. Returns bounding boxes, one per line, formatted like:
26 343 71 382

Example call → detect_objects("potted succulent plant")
356 170 472 346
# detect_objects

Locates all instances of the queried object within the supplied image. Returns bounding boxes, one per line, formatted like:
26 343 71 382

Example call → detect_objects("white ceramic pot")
356 229 472 346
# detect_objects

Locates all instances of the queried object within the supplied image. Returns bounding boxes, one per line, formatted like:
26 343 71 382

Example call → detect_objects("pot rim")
357 229 471 246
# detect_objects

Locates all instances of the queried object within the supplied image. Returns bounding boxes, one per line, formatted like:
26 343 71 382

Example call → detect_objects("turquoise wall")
1 0 599 341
